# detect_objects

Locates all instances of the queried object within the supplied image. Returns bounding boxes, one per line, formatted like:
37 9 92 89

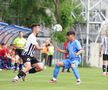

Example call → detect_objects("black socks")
107 66 108 72
103 65 106 72
29 68 37 74
17 71 26 78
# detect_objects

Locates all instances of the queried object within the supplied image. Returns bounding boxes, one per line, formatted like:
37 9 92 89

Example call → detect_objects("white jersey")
101 37 108 54
22 33 38 57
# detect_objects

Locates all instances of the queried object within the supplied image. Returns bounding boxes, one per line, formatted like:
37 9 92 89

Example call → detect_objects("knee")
71 63 76 68
36 68 43 72
55 62 60 67
55 62 64 67
39 65 44 71
36 63 44 71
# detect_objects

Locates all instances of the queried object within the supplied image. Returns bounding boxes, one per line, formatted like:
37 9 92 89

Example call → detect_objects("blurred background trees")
0 0 83 42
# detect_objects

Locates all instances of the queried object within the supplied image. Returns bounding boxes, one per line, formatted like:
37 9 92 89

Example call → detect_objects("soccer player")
50 30 83 84
100 29 108 76
13 31 26 72
12 24 44 82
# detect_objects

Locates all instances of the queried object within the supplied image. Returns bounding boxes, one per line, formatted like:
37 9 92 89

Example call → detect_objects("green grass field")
0 67 108 90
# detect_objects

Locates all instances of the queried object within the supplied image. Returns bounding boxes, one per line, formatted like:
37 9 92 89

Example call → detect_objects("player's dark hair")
66 30 75 36
31 24 40 29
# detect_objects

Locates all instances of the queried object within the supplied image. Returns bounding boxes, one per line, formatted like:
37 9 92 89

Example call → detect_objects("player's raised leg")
50 61 64 83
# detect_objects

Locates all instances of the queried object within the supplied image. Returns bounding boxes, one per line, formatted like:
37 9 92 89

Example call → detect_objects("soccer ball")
52 24 62 32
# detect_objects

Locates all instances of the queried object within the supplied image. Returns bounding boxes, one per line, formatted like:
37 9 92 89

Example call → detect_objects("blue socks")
53 64 80 80
53 65 60 79
72 67 80 79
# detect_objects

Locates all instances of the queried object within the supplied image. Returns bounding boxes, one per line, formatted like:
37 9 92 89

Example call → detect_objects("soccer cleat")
12 76 19 82
102 72 106 76
49 79 56 83
22 74 26 81
12 78 18 82
76 80 81 85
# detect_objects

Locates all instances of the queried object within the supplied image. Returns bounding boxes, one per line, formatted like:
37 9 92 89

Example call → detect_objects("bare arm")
56 47 68 54
75 49 83 56
35 44 43 50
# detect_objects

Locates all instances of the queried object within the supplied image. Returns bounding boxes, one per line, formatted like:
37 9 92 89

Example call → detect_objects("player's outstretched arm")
56 47 68 54
35 44 43 50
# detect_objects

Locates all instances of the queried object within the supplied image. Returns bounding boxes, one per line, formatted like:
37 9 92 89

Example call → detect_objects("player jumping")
12 24 44 82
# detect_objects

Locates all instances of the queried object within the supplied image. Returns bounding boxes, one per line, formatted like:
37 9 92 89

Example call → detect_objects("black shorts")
21 55 39 65
103 54 108 60
15 49 23 57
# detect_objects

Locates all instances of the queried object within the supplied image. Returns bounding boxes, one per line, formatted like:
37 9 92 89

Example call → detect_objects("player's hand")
75 53 78 56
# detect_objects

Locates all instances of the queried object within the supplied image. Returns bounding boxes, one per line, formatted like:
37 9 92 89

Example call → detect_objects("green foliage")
0 0 54 26
59 0 74 29
53 28 68 43
0 0 11 21
0 0 83 26
53 0 83 43
0 0 83 42
71 6 85 24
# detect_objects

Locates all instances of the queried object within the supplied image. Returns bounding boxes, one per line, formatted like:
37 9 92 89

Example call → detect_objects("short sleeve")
32 39 38 45
76 40 82 50
27 35 38 45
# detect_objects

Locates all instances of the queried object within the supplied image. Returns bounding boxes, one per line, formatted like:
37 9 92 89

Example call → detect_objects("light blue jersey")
67 40 82 60
62 40 82 69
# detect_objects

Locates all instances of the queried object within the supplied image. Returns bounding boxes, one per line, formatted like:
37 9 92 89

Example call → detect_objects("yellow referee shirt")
13 37 26 49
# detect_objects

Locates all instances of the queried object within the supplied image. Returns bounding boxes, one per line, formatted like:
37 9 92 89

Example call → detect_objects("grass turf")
0 67 108 90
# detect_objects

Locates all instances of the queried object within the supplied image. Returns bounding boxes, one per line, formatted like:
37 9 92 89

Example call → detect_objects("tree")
52 0 83 43
7 0 55 27
0 0 11 21
0 0 83 43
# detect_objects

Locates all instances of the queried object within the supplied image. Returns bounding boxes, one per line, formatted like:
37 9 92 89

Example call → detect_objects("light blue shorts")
62 58 81 69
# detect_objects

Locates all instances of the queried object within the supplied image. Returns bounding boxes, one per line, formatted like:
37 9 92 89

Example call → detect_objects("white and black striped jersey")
101 37 108 54
22 33 38 57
